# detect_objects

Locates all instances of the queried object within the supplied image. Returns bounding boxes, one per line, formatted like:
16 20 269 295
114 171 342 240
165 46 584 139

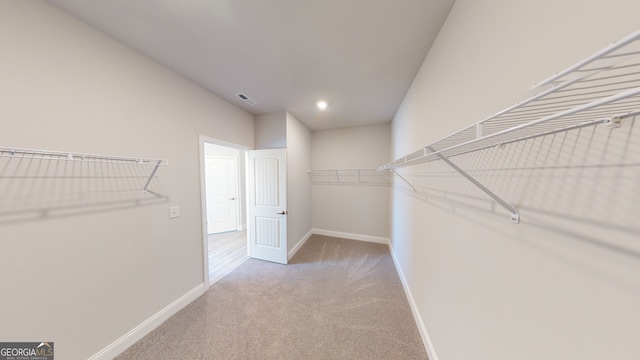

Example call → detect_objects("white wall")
255 111 287 149
311 123 390 240
391 1 640 360
253 111 312 257
285 112 312 254
0 2 253 359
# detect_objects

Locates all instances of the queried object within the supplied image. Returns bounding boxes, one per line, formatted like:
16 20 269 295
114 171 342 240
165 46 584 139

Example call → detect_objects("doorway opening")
200 137 249 286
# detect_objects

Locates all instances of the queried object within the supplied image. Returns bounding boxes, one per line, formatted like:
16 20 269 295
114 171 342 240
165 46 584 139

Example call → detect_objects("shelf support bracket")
429 147 520 224
143 160 163 193
391 169 416 192
604 116 622 128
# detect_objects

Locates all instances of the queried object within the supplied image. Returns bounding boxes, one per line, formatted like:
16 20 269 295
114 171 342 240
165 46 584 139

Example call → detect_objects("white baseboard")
288 229 313 260
311 228 389 245
388 244 439 360
238 223 247 231
88 283 205 360
288 228 388 261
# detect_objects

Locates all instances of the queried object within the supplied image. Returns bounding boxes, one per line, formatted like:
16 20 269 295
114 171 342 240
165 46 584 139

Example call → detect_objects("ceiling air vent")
236 93 257 105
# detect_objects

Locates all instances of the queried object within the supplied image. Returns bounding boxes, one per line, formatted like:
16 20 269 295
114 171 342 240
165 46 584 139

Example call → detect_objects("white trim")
388 244 439 360
88 283 205 360
199 136 252 151
198 137 210 287
288 228 313 260
311 228 389 245
199 135 251 288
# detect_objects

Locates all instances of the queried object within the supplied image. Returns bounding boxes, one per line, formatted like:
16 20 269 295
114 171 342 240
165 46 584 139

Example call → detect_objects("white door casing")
247 149 287 264
205 156 238 234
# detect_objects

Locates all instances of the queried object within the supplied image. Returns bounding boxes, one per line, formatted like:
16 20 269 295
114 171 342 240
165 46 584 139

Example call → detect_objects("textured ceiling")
48 0 455 131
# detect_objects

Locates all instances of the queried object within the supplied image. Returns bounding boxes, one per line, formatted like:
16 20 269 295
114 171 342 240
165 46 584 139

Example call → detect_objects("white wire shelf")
0 146 168 166
307 169 392 186
379 29 640 170
0 146 169 223
0 146 167 193
311 30 640 224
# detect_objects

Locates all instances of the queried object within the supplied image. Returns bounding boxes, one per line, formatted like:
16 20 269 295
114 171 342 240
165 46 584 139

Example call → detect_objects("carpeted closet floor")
116 235 428 360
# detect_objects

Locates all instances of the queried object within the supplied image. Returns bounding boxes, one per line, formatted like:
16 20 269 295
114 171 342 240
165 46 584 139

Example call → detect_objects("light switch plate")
169 206 180 219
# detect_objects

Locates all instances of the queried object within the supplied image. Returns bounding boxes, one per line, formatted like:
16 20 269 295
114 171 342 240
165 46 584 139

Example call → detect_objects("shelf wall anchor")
604 116 622 128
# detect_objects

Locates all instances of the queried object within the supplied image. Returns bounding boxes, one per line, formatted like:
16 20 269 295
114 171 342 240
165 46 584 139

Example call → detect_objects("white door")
247 149 287 264
205 156 238 234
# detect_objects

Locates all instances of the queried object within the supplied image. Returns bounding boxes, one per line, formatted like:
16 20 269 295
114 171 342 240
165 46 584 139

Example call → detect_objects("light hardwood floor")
208 230 248 285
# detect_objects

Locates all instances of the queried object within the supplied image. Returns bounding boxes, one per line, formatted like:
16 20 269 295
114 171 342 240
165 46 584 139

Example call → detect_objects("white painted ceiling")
48 0 455 131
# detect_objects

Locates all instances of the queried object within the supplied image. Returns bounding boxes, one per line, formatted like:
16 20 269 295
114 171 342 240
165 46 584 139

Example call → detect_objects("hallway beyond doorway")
208 230 248 285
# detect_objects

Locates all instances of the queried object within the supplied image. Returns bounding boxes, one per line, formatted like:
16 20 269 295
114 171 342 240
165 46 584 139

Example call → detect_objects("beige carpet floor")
116 235 428 359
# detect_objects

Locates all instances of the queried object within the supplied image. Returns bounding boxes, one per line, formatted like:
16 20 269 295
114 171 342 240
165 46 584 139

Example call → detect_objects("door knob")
277 211 288 215
228 197 236 200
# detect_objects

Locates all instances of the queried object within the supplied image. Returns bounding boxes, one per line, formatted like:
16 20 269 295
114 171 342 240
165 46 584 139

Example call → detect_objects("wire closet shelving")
308 29 640 224
306 169 392 186
0 147 168 192
0 147 168 222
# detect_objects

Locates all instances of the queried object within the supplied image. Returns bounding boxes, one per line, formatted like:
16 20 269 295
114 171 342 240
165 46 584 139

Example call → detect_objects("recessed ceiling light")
317 101 328 110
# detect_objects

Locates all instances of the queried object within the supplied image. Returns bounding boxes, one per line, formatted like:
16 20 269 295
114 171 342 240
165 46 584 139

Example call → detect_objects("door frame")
198 135 250 287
